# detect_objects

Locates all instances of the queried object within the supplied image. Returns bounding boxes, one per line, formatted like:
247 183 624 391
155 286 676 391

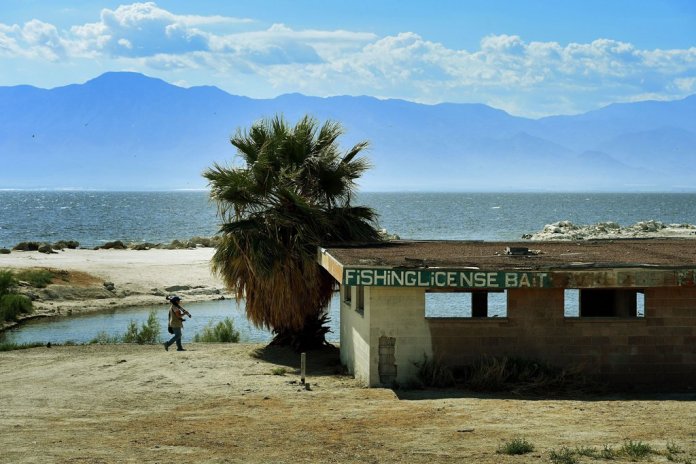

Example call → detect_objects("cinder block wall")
428 287 696 389
340 286 371 385
341 286 433 387
369 287 432 387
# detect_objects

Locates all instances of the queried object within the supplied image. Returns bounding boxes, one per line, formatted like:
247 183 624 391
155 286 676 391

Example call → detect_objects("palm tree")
204 115 381 350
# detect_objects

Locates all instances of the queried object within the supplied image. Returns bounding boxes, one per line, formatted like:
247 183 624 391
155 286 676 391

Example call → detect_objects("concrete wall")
369 287 432 387
340 285 371 385
340 285 432 387
428 287 696 389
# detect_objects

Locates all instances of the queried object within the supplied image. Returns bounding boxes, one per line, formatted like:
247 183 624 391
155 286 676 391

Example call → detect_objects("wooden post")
300 352 306 384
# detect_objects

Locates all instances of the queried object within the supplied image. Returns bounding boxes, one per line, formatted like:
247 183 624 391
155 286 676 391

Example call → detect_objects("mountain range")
1 72 694 191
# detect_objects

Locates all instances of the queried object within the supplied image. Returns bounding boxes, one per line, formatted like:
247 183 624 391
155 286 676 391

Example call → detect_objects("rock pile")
4 236 222 253
523 220 696 241
11 240 80 254
95 236 220 250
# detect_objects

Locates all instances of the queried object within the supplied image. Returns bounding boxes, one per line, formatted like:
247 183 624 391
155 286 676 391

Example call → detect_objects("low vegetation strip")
415 355 601 394
0 270 34 323
86 313 241 346
496 438 685 463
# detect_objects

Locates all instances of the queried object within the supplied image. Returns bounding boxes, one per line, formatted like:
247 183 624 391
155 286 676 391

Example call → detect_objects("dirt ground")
1 343 694 464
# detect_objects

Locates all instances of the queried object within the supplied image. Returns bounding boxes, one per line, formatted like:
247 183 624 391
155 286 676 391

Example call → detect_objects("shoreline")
0 247 230 332
3 221 696 333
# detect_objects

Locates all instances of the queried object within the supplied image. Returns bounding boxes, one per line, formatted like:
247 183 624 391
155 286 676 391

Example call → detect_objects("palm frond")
206 113 382 345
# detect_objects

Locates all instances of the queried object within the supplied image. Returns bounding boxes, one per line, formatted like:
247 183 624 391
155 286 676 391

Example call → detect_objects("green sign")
343 268 550 289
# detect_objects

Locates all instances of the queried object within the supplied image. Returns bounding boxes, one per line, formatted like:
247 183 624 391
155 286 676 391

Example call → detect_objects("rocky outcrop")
98 240 127 250
8 236 221 252
92 236 221 250
11 240 80 252
37 243 56 254
53 240 80 250
523 220 696 241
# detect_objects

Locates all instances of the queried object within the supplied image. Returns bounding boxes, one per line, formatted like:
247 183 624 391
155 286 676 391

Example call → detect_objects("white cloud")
673 76 696 93
0 20 70 61
0 2 695 116
75 2 211 57
0 24 22 57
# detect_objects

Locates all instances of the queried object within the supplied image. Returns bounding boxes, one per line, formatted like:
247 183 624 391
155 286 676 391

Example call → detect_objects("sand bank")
0 248 228 326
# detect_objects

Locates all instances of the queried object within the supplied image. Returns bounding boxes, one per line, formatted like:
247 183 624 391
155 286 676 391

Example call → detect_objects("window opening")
565 289 645 318
425 290 507 318
343 284 352 304
356 286 365 316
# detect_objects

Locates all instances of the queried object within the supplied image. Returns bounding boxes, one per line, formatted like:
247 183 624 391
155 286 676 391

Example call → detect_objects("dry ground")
1 344 694 464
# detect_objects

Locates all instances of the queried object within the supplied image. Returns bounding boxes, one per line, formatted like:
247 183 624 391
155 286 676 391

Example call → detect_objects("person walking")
164 295 191 351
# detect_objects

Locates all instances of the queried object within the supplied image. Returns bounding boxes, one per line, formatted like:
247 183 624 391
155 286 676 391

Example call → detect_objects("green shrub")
0 270 35 323
497 437 535 455
122 310 161 344
89 331 121 344
601 444 617 459
271 367 288 376
549 447 579 464
0 294 33 322
574 446 600 458
15 269 55 288
620 440 653 460
0 341 44 351
0 270 16 296
193 318 240 343
666 441 682 455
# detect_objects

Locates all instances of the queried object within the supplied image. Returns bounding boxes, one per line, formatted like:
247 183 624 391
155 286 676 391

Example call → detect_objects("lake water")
1 191 694 344
3 191 696 248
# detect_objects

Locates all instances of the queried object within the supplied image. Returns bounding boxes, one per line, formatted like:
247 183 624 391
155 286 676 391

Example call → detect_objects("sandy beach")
0 248 227 327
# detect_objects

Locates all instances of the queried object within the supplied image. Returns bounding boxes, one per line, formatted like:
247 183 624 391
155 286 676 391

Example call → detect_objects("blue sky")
1 0 695 117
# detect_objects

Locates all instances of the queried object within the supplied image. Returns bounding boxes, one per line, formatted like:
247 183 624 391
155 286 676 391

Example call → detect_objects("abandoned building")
318 239 696 389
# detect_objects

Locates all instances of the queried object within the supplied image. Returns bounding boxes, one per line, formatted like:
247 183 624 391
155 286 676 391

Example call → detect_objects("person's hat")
167 295 182 303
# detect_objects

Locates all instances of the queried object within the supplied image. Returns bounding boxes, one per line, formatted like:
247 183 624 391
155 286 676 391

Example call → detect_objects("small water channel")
1 296 342 345
0 292 558 346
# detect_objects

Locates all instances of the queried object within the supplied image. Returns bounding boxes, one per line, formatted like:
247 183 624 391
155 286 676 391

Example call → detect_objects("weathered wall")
340 286 432 387
428 287 696 389
339 286 371 385
369 287 432 387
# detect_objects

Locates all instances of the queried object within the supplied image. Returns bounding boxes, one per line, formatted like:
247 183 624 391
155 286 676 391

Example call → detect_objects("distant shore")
523 220 696 240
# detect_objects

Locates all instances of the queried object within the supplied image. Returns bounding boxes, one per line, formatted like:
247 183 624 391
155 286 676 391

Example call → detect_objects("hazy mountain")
1 72 694 191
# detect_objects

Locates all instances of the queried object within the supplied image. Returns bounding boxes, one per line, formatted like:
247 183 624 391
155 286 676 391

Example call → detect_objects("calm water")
1 298 342 345
1 191 695 344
